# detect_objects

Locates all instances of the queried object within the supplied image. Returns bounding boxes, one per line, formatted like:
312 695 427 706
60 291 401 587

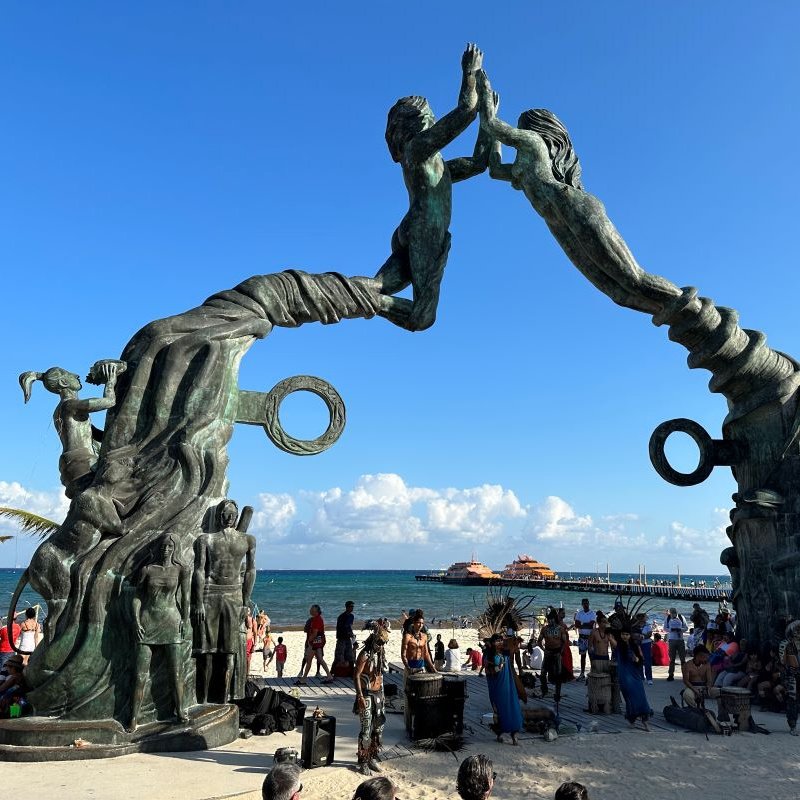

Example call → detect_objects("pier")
413 574 732 601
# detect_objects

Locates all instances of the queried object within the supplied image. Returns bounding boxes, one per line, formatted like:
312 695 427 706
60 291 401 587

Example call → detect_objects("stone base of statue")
0 704 238 762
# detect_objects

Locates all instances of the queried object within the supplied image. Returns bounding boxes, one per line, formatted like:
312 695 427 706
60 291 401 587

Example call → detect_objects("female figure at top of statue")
372 43 491 332
475 70 681 317
128 532 191 732
19 360 126 498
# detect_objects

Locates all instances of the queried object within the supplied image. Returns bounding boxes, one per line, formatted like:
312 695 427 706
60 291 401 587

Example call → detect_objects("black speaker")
301 715 336 768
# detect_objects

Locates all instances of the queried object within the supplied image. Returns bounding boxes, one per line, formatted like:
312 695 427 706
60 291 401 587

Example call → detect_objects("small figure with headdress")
18 359 126 498
353 620 389 776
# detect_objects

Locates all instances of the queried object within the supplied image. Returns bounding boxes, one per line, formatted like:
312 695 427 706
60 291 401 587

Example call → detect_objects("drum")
407 673 443 699
442 675 466 699
718 686 751 727
587 672 611 714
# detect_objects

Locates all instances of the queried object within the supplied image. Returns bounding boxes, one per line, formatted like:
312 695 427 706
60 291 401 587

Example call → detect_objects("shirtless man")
401 610 436 734
589 613 620 713
537 609 568 701
681 645 720 707
193 499 256 703
374 43 494 332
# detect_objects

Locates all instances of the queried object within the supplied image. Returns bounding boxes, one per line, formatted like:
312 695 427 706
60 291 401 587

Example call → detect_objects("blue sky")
2 3 799 573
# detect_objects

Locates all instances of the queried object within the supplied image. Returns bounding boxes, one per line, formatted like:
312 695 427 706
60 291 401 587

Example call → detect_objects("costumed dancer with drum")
354 621 390 776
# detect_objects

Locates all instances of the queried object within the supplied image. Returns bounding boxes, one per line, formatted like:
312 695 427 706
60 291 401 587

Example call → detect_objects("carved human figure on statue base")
128 532 191 732
192 500 256 704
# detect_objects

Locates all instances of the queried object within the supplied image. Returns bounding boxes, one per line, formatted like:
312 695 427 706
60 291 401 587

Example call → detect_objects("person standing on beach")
274 636 287 678
296 604 333 685
588 613 620 713
401 610 436 733
573 599 595 681
353 621 390 776
538 609 568 703
335 600 356 669
434 634 446 670
666 607 688 681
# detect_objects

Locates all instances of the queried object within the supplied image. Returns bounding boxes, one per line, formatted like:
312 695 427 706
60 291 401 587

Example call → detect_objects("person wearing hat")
665 607 688 681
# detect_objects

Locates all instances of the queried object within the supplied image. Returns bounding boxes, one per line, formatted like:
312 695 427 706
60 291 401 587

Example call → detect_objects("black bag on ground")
663 702 719 734
274 693 307 732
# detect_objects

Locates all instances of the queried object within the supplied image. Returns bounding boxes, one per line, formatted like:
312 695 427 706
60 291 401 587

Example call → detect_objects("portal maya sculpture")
1 45 796 760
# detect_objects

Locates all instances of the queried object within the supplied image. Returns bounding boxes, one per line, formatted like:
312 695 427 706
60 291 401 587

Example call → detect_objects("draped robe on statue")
24 270 379 723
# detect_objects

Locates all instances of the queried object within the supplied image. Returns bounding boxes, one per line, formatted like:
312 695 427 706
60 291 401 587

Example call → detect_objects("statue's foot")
176 712 190 724
126 719 137 734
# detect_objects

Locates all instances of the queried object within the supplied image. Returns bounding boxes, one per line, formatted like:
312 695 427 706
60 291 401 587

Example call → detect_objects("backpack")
276 701 298 732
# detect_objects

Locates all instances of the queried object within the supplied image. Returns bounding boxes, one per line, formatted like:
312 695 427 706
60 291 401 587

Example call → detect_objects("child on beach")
275 637 287 678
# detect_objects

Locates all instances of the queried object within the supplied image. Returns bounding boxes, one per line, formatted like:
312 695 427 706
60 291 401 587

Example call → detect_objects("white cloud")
252 491 297 540
0 481 69 527
663 507 730 557
249 474 528 548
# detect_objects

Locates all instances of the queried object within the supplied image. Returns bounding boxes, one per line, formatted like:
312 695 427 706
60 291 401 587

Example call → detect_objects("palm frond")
0 535 13 543
0 507 61 539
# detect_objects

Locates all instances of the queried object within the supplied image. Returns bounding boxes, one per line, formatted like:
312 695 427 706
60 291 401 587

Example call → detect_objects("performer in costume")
354 621 390 775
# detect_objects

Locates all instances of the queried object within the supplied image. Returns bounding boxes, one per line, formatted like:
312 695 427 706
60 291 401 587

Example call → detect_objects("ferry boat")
441 558 501 585
500 554 556 581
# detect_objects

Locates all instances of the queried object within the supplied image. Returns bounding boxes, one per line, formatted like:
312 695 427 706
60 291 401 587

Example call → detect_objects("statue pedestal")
0 703 238 762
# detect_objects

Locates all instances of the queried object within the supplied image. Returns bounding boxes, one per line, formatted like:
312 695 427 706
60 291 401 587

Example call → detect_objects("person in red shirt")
295 604 333 685
651 632 669 667
274 637 287 678
0 618 22 669
464 647 484 674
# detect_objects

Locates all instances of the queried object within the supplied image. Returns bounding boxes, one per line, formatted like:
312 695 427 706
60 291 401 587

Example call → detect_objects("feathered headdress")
476 585 536 639
608 594 651 634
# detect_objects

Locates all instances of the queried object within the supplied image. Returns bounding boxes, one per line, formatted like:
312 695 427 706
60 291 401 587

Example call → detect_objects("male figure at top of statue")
193 499 256 703
373 43 494 332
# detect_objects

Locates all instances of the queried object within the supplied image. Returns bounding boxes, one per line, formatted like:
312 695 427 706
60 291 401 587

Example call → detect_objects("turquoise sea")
1 568 731 628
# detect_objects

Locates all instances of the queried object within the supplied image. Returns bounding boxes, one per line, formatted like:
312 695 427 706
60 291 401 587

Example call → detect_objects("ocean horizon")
1 567 730 628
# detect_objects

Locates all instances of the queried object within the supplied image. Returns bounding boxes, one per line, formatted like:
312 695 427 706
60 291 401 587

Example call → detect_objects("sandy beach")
8 626 800 799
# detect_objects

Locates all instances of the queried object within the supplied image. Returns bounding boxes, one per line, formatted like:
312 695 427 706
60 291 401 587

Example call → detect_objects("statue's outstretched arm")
405 44 483 164
447 120 493 182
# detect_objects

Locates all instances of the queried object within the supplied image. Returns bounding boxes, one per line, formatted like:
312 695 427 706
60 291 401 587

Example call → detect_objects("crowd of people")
261 755 591 799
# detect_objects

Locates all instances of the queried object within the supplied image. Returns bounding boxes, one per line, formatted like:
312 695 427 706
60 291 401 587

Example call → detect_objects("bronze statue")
477 69 800 645
371 43 489 331
19 360 126 498
192 500 256 703
128 532 191 732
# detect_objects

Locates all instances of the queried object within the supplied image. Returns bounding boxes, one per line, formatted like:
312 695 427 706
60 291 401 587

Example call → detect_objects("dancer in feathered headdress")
607 596 654 730
477 587 535 744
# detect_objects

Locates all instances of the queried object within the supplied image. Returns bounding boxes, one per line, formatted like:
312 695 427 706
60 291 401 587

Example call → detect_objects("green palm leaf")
0 507 61 540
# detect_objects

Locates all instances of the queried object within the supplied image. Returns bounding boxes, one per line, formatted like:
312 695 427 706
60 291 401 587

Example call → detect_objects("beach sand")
8 625 800 800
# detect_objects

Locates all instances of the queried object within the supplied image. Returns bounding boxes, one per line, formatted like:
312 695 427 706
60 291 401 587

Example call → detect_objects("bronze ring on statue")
648 417 745 487
263 375 346 456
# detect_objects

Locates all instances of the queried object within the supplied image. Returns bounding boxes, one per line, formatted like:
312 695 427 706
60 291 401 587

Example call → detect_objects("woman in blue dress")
613 629 653 730
484 633 524 744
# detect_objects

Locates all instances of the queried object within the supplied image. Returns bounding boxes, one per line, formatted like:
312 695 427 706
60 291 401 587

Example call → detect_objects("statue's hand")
135 623 145 642
193 607 206 625
461 42 483 74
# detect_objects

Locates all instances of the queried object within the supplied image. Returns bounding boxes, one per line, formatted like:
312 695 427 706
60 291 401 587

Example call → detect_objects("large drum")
406 673 443 699
442 675 466 699
405 673 449 740
717 686 751 728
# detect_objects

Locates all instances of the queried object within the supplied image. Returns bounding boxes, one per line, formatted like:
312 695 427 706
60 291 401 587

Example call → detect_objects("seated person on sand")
371 43 494 332
0 654 26 717
681 645 720 707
